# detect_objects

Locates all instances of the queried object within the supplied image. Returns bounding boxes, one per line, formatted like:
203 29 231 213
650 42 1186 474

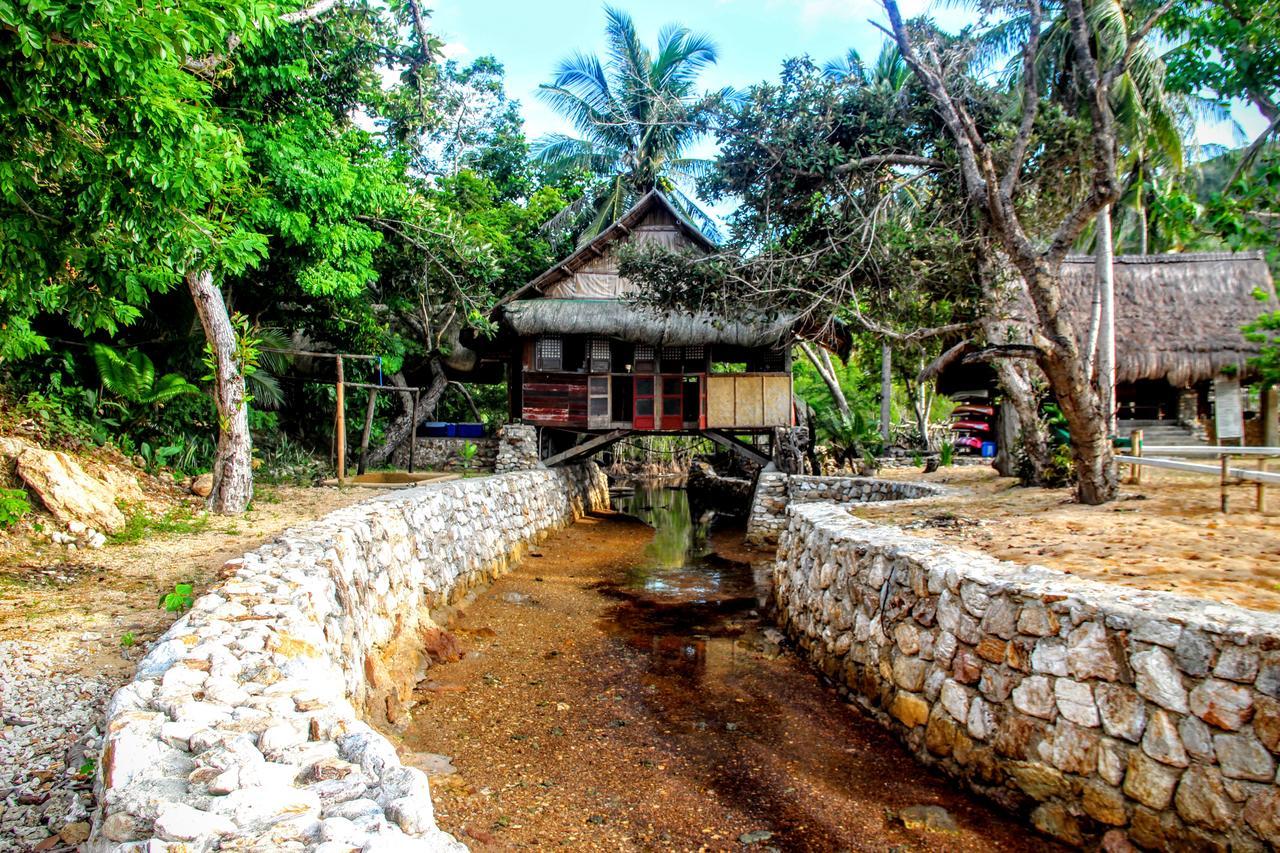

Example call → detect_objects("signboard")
1214 376 1244 441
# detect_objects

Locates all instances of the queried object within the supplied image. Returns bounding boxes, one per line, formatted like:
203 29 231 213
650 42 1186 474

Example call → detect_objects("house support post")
1263 384 1279 448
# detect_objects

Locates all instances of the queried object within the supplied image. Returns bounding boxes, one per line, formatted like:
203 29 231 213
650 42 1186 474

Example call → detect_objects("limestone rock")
1132 647 1189 713
1174 765 1238 832
1189 679 1254 731
1244 789 1280 846
1123 751 1182 810
1055 678 1099 727
1214 732 1275 782
1096 683 1147 743
890 691 930 728
1030 802 1083 845
1067 622 1121 681
1012 676 1055 720
1141 710 1189 767
1082 780 1128 826
14 444 126 533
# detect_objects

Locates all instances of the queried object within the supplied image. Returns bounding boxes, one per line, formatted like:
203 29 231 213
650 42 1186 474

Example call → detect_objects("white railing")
1115 430 1279 512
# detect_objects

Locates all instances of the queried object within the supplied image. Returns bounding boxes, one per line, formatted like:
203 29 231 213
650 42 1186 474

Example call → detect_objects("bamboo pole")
335 356 346 483
357 387 377 475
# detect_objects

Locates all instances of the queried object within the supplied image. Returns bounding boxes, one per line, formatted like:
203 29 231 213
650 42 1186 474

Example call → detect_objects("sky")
428 0 1266 183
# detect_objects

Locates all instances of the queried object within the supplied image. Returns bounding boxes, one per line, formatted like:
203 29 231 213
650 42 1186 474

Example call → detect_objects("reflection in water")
605 484 769 682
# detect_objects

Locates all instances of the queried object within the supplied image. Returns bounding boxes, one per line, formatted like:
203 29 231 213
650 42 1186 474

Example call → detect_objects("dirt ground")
400 510 1054 852
0 485 386 680
866 464 1280 612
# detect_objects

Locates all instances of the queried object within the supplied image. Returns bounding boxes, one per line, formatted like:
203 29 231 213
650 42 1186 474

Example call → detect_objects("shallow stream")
399 484 1052 850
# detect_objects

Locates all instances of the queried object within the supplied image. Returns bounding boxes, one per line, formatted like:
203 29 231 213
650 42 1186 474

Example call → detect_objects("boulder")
12 444 126 533
191 473 214 498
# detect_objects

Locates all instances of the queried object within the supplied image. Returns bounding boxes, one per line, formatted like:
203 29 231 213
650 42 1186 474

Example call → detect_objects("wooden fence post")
408 387 420 473
1260 458 1268 513
335 356 346 484
1130 429 1143 485
357 387 377 475
1220 454 1230 514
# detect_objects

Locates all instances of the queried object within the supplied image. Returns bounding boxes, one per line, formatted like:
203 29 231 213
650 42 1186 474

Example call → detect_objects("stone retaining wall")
775 503 1280 850
745 473 942 546
89 464 608 852
391 437 498 473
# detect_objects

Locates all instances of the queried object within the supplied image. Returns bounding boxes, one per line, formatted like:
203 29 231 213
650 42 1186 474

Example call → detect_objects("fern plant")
89 344 199 406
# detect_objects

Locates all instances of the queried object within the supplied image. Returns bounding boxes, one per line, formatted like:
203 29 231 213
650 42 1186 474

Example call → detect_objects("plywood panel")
763 374 792 426
707 376 736 428
734 376 764 427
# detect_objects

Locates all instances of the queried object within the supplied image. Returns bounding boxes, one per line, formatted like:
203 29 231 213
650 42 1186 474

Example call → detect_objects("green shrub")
0 488 31 528
160 582 195 613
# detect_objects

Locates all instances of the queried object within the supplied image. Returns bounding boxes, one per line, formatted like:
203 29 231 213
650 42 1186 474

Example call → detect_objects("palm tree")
533 7 725 242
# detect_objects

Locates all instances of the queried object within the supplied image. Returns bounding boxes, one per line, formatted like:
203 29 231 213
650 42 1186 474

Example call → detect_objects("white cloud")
439 41 470 60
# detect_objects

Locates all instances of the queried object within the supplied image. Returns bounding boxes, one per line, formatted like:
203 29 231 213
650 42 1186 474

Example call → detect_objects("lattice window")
535 335 563 371
588 337 611 373
634 344 655 372
661 346 682 370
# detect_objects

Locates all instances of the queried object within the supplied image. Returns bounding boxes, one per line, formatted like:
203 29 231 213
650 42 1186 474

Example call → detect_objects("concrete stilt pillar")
1263 385 1279 447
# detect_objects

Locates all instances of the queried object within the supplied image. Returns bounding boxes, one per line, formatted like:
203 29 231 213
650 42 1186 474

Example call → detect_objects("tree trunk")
798 343 850 419
186 270 253 514
1021 260 1117 504
365 359 449 467
1096 205 1117 437
993 359 1053 484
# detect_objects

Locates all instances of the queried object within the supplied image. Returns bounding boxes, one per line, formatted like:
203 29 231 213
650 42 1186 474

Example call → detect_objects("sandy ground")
866 465 1280 612
0 485 386 680
400 510 1054 852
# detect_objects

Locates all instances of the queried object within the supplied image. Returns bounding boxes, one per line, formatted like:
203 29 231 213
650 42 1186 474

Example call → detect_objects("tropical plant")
817 409 885 470
457 440 479 471
160 582 195 614
533 6 726 241
88 345 200 407
0 488 31 529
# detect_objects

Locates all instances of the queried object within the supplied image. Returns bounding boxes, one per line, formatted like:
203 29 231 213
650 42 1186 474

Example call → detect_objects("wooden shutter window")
589 337 611 373
535 336 563 371
634 344 655 372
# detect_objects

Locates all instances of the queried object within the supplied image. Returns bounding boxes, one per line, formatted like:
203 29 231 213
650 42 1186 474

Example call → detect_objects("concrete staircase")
1116 418 1207 447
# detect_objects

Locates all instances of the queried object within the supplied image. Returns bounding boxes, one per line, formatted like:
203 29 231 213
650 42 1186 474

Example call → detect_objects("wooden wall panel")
763 375 792 426
707 376 736 428
522 373 589 428
734 376 764 427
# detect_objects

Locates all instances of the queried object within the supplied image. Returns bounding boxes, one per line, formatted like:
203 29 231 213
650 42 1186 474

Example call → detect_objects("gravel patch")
0 639 116 851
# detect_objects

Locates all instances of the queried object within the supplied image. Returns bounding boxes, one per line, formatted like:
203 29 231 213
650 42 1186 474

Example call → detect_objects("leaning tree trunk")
1021 262 1118 504
186 270 253 514
798 343 850 419
364 359 449 468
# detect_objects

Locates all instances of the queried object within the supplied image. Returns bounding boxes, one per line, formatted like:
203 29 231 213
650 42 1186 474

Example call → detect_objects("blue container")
422 422 449 437
980 441 997 458
456 423 485 438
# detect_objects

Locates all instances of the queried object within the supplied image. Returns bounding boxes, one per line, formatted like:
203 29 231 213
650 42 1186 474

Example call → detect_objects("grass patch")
110 506 209 545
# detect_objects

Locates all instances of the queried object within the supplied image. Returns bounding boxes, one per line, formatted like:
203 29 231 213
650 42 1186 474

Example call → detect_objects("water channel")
400 484 1052 850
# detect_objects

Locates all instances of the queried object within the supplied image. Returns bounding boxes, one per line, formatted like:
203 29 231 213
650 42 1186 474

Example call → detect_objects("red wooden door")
633 375 655 430
660 375 684 429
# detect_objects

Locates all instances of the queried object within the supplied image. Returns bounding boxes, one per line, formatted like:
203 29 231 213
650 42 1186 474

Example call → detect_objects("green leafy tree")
533 6 725 241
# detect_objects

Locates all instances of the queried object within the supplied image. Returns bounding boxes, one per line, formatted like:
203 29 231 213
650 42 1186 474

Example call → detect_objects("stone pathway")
0 640 116 851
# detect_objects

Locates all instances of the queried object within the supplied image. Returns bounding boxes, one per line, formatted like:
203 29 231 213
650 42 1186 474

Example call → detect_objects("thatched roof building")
1056 252 1275 387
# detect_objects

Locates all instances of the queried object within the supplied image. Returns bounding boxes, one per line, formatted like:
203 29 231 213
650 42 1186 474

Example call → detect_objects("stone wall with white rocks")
391 437 498 473
88 464 608 852
775 503 1280 850
745 473 942 546
494 424 540 474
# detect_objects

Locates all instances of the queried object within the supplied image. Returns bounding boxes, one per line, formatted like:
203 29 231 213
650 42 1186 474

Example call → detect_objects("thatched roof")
501 190 716 305
1055 252 1275 386
501 299 794 348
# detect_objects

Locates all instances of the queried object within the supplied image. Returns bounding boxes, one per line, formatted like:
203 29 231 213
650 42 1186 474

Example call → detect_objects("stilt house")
489 191 803 462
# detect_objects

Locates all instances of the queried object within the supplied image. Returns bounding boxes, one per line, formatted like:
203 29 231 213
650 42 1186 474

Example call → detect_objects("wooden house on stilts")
486 191 807 466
